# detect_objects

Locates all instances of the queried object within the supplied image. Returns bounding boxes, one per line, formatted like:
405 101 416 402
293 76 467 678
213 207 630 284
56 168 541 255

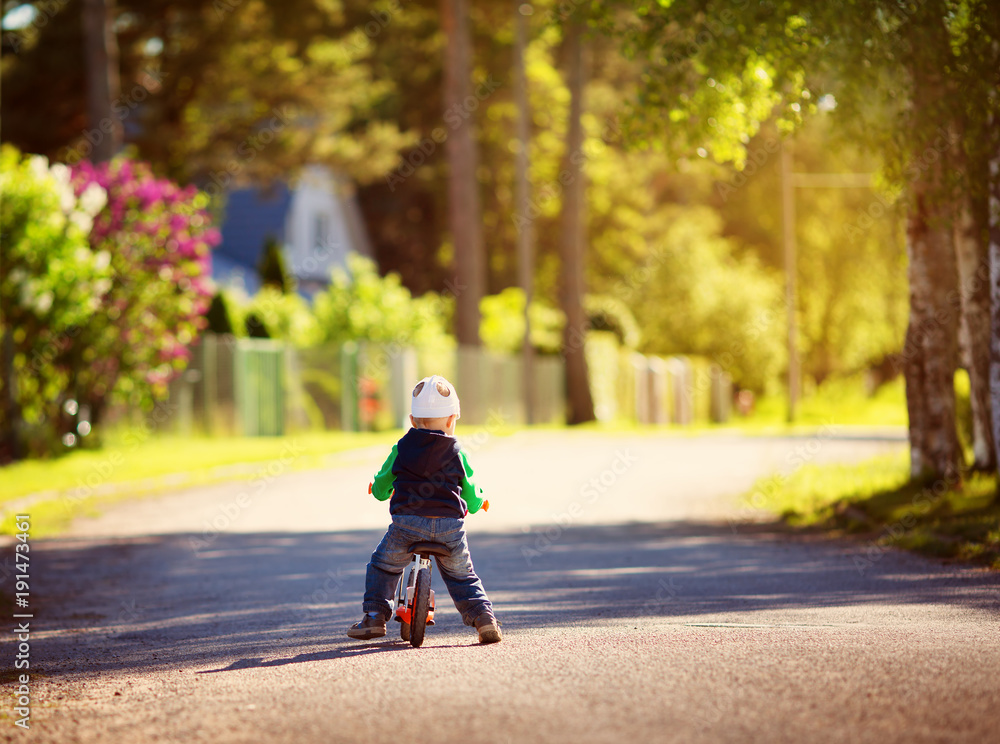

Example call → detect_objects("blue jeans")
362 514 494 625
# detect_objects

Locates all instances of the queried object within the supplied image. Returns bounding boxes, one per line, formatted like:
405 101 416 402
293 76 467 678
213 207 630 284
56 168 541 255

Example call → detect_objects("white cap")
411 375 461 419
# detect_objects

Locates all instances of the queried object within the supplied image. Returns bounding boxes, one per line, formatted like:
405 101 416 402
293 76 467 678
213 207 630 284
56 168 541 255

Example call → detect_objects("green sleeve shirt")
370 442 486 514
371 444 398 501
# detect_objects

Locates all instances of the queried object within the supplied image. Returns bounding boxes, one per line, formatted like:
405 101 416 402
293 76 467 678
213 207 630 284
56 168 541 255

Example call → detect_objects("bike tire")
410 567 431 648
399 569 416 641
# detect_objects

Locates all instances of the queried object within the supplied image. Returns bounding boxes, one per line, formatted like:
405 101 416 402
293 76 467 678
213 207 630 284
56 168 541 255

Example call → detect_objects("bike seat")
409 541 451 558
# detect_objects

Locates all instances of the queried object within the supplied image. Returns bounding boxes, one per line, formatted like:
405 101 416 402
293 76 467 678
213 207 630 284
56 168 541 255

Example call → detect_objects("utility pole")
781 139 874 423
514 2 535 424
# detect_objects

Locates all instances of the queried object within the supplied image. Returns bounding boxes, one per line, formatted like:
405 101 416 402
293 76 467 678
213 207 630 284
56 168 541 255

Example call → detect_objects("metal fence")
168 334 286 436
165 333 730 437
167 335 567 436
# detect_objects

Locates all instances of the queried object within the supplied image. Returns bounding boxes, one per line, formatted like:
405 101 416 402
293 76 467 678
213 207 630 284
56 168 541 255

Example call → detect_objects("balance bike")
394 542 450 648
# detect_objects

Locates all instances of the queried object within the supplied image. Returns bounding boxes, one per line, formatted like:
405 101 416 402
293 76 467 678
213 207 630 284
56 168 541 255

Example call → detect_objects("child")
347 374 502 644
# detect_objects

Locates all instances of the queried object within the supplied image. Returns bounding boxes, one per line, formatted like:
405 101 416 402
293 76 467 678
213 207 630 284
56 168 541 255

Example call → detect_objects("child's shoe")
347 613 386 640
475 613 502 644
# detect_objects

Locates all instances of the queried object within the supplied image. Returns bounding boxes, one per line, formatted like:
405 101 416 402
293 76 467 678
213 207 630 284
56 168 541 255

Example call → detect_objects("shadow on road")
24 521 1000 679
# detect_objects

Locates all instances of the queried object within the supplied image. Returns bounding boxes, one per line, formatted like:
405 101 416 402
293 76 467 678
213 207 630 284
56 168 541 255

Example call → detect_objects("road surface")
5 429 1000 743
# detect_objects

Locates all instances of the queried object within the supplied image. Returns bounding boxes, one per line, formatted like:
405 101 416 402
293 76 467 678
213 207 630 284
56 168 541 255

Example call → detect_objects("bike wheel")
399 570 416 641
410 567 431 648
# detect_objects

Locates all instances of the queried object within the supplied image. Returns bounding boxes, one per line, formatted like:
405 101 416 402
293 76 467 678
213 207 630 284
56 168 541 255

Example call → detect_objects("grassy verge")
747 450 1000 569
574 377 907 436
0 422 522 538
742 377 908 430
0 429 402 537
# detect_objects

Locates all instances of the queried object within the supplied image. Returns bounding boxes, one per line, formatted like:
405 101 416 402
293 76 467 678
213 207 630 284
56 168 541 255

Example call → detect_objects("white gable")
284 165 372 295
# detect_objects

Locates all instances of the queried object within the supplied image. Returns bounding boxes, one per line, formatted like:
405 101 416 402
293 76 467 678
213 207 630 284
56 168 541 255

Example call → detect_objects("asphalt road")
5 429 1000 744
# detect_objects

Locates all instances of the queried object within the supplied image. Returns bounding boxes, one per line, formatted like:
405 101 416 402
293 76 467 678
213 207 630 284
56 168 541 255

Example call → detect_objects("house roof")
215 184 293 269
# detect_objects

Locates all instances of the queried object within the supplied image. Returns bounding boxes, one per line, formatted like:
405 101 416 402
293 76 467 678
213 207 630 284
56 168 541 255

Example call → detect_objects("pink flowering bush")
68 157 219 428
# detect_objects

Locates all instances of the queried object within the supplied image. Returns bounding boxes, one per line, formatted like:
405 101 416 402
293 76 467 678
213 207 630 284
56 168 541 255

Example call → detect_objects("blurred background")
1 0 996 494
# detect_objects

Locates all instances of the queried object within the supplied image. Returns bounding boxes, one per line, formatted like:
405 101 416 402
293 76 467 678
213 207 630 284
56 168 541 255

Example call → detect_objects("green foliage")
215 285 317 347
312 254 450 348
620 206 785 392
67 157 218 426
748 376 908 429
716 115 909 385
4 0 969 440
245 287 318 346
479 288 564 354
0 145 112 456
599 3 810 164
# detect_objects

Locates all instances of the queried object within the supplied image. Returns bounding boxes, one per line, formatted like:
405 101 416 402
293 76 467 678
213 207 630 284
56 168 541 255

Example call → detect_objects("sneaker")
474 614 502 644
347 614 386 640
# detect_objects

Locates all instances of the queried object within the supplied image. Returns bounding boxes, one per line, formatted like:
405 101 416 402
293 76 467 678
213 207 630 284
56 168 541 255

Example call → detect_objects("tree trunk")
989 112 1000 488
904 166 962 482
440 0 485 347
559 18 596 425
905 196 961 481
514 1 536 424
900 11 963 483
954 190 996 471
903 283 928 476
82 0 122 162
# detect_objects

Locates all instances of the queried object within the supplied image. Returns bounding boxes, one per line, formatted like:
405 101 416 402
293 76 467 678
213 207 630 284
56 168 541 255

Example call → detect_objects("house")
212 165 373 297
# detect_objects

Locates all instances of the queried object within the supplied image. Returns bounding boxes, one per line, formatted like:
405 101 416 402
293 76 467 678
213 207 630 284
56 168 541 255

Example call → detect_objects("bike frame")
394 553 436 626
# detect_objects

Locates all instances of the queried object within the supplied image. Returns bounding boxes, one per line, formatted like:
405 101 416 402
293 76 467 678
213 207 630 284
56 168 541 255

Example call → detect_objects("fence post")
710 364 732 423
631 354 648 424
389 347 417 429
648 357 668 425
668 356 693 425
340 342 359 432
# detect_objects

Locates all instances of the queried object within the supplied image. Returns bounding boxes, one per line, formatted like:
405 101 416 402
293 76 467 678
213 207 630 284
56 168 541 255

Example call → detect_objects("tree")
2 0 413 186
626 207 786 392
440 0 486 346
559 16 596 424
257 236 294 294
951 0 1000 473
204 292 235 336
245 312 271 339
596 0 994 481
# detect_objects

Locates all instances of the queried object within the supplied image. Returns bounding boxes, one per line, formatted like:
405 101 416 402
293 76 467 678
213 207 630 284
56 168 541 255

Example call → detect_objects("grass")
575 376 907 436
745 450 1000 570
742 376 908 430
0 429 402 537
0 374 905 537
0 421 524 538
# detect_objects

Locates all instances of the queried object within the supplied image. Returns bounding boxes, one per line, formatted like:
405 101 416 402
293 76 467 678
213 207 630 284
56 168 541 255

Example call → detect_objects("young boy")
347 374 502 644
